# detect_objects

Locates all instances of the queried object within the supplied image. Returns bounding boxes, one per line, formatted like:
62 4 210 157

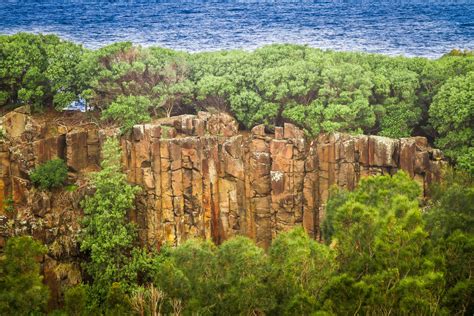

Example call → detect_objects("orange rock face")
116 116 445 249
0 111 446 308
0 112 446 252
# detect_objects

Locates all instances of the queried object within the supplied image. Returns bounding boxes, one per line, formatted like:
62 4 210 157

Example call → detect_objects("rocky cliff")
0 107 445 306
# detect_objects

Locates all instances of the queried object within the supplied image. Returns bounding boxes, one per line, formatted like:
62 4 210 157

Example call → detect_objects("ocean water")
0 0 473 58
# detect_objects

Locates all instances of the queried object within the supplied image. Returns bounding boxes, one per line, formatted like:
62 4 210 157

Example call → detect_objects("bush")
64 284 88 316
101 95 151 134
30 158 68 190
105 283 131 316
321 172 443 315
0 236 50 315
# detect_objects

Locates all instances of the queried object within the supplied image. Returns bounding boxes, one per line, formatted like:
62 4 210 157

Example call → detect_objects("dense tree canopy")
322 172 444 315
430 72 474 171
0 33 88 111
1 34 473 170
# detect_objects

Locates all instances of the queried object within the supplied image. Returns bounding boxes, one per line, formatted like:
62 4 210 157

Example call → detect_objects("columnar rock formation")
0 108 446 306
0 108 446 249
119 113 445 249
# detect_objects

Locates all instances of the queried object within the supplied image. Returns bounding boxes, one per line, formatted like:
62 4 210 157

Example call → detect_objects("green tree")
0 33 86 111
215 236 276 315
322 172 444 315
80 138 141 302
85 43 183 112
424 170 474 314
45 40 88 110
152 240 218 314
101 95 152 133
168 239 218 312
425 169 474 240
64 284 88 316
269 227 336 315
104 283 132 316
152 58 194 117
0 33 51 110
439 231 474 315
30 158 68 190
0 236 49 315
430 72 474 171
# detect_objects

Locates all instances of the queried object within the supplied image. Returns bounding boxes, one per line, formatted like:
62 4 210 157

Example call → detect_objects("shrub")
64 284 88 316
105 283 131 316
30 158 68 190
0 236 50 315
101 95 151 134
321 172 444 315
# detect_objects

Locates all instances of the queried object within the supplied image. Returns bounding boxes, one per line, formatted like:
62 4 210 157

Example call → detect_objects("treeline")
1 33 473 172
1 139 473 315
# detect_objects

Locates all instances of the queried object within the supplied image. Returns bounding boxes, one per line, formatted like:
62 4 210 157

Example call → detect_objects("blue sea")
1 0 473 58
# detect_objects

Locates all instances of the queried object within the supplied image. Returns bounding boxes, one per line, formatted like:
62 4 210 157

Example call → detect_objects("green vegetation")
0 236 50 315
80 138 144 302
1 33 473 314
4 194 15 213
322 172 443 315
1 33 473 170
0 33 87 111
429 72 474 172
101 95 152 133
64 284 87 316
30 158 68 190
3 169 473 315
424 170 474 315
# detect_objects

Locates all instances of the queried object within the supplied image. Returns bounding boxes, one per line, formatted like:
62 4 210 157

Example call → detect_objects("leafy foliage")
0 236 49 315
104 283 132 316
424 170 474 315
2 33 474 314
6 168 473 315
269 228 336 315
30 158 68 190
321 172 444 315
216 236 276 315
0 33 88 111
151 237 276 315
80 138 141 302
430 71 474 172
101 95 152 133
1 34 473 173
64 284 88 316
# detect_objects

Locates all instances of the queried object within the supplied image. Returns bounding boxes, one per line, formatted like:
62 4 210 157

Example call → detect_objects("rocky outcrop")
0 110 446 305
117 114 445 249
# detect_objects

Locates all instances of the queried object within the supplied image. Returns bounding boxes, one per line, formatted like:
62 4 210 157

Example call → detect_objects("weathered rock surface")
0 110 446 306
116 114 445 249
